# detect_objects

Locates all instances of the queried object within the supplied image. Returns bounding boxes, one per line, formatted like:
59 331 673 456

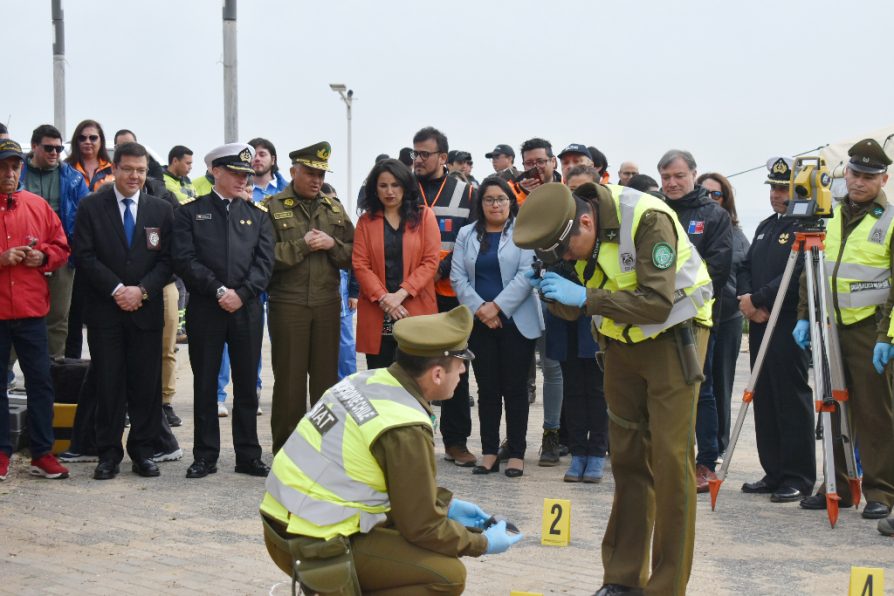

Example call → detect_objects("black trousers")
87 318 162 463
436 295 471 449
749 311 815 494
70 363 180 456
187 296 263 464
64 270 87 358
560 322 608 458
469 320 535 458
365 334 398 370
712 316 743 454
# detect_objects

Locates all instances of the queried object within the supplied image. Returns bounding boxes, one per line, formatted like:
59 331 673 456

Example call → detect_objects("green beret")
512 182 576 263
290 141 333 172
393 306 474 360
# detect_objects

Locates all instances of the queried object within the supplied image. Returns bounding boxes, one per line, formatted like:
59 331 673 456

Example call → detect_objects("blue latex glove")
872 342 894 374
792 320 810 350
539 271 587 307
483 520 523 554
447 499 489 529
524 269 542 290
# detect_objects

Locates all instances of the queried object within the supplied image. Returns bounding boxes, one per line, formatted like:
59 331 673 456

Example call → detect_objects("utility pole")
52 0 66 137
222 0 238 143
329 84 354 210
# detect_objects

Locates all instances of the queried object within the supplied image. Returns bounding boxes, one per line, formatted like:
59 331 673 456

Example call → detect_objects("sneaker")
0 452 9 480
257 388 263 415
59 451 99 463
163 404 182 427
218 402 229 417
30 453 70 479
257 406 263 416
124 414 130 428
152 448 183 463
538 429 561 467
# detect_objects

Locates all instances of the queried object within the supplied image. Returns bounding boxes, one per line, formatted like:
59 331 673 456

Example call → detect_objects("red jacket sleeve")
37 200 71 274
401 207 440 297
352 215 388 303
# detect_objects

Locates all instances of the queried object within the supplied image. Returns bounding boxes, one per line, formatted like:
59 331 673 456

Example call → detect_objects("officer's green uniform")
514 182 713 596
798 139 894 510
266 142 355 454
261 306 487 596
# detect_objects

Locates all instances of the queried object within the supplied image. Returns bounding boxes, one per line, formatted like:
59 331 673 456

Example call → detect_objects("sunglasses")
78 134 100 143
707 190 723 199
41 144 64 153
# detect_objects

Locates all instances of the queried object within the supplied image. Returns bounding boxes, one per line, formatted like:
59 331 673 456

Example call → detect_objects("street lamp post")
329 84 354 211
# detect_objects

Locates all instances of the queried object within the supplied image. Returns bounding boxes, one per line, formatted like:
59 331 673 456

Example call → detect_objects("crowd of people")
1 117 894 594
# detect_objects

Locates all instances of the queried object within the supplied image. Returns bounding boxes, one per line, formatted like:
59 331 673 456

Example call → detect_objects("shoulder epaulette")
180 197 196 205
322 195 343 213
250 201 268 213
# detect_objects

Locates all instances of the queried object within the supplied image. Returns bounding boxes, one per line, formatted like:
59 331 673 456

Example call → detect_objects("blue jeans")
537 335 564 430
695 330 719 469
338 312 357 380
0 318 55 457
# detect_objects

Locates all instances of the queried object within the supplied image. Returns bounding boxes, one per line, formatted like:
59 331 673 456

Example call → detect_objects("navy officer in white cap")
172 143 275 479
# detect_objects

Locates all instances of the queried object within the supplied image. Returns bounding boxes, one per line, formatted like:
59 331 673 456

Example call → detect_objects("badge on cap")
652 242 675 270
317 146 331 160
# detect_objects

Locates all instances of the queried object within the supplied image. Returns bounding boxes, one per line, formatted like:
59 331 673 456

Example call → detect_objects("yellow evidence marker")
849 567 884 596
510 592 544 596
541 498 571 546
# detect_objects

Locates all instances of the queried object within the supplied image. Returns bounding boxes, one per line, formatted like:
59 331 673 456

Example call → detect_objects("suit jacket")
73 186 174 330
450 220 544 340
352 206 440 354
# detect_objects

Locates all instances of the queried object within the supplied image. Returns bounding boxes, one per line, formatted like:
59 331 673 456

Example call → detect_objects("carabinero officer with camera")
260 306 522 596
516 182 712 596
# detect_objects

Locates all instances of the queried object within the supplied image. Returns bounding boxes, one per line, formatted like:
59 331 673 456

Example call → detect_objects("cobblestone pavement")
2 336 892 595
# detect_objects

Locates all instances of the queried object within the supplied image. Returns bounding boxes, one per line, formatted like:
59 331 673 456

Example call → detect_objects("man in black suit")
73 142 174 480
173 143 274 479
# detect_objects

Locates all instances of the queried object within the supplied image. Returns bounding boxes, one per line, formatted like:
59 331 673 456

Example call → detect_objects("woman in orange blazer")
353 159 440 368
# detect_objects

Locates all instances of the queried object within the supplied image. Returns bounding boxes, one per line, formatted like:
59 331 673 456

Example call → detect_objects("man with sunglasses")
516 181 712 596
657 149 732 494
411 126 478 468
19 124 89 358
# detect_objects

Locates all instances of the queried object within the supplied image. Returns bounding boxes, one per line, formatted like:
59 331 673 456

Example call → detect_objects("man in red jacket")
0 140 72 481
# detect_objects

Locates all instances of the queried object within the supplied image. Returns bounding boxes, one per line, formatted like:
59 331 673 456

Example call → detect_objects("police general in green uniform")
515 182 712 596
794 138 894 522
260 306 522 595
265 142 355 454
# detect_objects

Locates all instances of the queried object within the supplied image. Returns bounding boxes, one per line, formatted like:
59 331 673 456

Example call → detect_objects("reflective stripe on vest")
431 180 470 220
261 369 432 538
582 185 713 343
823 202 894 325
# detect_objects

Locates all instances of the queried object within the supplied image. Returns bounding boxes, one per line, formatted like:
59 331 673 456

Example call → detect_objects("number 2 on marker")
541 498 571 546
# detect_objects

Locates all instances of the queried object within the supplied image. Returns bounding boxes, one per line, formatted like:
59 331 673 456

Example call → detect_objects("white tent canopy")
820 124 894 196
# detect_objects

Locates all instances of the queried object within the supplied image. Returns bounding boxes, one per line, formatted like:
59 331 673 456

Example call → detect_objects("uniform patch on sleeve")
307 401 338 435
331 380 378 424
652 242 675 270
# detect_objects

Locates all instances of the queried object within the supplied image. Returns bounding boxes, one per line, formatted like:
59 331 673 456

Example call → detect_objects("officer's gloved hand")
483 520 523 554
872 342 894 374
447 498 489 529
540 272 586 307
792 320 811 350
524 269 542 290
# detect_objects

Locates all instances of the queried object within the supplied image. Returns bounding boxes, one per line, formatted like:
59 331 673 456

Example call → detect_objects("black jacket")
665 186 733 307
717 227 750 323
73 186 174 330
738 214 804 314
172 191 274 304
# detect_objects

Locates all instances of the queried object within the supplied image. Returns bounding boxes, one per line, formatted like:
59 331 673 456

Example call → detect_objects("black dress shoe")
742 479 776 494
132 458 160 477
770 486 802 503
186 459 218 479
593 584 643 596
504 466 524 478
800 493 853 510
93 460 120 480
862 501 891 520
473 459 500 475
235 458 270 477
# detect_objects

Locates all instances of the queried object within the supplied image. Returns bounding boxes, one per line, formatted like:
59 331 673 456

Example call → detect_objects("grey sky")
7 0 894 237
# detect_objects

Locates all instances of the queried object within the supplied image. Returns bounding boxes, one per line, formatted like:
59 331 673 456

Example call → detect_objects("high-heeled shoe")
473 458 500 475
504 458 524 478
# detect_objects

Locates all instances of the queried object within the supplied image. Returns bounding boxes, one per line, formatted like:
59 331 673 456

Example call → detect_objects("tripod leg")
709 246 803 511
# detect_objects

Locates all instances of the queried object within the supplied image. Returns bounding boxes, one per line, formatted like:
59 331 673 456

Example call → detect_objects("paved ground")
2 335 892 595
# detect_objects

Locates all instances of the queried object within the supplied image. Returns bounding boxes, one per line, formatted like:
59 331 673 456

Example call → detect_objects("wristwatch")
216 286 227 300
138 285 149 301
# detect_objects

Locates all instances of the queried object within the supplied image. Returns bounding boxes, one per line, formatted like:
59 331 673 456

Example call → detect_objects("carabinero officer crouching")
515 182 713 596
260 306 522 596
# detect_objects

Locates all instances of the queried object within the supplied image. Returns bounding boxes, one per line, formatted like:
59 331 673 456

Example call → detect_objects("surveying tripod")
708 223 861 528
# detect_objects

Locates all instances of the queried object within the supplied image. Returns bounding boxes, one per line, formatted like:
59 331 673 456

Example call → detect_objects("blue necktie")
123 198 135 246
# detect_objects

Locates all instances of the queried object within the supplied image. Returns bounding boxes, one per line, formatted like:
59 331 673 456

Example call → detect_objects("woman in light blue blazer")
451 177 544 478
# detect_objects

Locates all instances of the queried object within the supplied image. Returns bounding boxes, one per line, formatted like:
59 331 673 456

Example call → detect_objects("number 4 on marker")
848 567 884 596
541 498 571 546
